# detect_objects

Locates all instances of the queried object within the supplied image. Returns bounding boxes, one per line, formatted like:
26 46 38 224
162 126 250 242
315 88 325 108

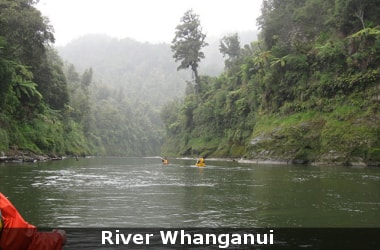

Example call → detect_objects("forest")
161 0 380 166
1 0 380 166
0 0 167 157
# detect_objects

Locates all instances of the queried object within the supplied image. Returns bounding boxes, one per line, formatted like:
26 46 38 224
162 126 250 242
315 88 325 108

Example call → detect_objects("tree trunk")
191 64 200 94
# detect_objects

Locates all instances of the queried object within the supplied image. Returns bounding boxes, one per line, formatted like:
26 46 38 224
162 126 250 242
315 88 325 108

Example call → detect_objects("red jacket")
0 192 64 250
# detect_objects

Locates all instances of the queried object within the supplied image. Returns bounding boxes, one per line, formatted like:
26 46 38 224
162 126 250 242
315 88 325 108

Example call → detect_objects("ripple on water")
11 158 380 228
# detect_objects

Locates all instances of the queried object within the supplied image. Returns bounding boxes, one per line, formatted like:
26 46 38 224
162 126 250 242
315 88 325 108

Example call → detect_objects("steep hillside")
161 0 380 166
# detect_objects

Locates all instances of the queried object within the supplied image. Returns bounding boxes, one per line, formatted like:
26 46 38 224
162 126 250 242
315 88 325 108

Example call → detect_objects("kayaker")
0 192 67 250
162 156 169 164
196 156 205 165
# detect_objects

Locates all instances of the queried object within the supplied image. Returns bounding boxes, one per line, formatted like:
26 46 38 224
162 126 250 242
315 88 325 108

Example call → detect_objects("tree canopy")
171 9 208 87
219 33 241 69
0 0 64 116
161 0 380 166
0 0 165 156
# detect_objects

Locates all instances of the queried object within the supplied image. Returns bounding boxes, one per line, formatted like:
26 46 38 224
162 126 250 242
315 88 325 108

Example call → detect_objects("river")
1 157 379 248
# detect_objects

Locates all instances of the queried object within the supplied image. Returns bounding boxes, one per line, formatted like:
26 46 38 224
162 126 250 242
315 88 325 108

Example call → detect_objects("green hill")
161 0 380 166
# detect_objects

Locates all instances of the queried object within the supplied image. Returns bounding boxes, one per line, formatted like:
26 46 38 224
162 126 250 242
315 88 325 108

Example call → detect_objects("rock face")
246 118 380 167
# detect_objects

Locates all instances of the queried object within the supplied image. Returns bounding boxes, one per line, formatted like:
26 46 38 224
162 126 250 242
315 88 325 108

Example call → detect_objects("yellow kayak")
196 163 206 167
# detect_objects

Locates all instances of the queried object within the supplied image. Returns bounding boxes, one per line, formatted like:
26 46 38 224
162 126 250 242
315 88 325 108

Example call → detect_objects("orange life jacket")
0 209 3 236
0 192 64 250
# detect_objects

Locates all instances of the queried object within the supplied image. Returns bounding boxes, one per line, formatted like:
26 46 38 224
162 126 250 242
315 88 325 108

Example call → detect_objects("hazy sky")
36 0 262 46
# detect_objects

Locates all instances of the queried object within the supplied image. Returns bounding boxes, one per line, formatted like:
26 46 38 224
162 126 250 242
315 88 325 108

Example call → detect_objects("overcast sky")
36 0 262 46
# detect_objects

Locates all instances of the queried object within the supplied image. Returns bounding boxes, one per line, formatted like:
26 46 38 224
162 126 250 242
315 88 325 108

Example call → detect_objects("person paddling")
196 156 205 166
162 156 169 164
0 192 67 250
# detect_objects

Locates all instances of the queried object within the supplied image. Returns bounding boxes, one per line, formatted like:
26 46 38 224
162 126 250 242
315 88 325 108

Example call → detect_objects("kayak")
196 163 206 167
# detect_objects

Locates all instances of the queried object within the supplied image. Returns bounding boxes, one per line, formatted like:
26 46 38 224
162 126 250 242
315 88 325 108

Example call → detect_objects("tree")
257 0 296 49
81 67 93 89
257 0 330 51
0 0 54 68
0 36 43 117
68 67 93 135
334 0 380 35
171 9 208 88
0 0 65 111
219 33 241 69
34 48 69 110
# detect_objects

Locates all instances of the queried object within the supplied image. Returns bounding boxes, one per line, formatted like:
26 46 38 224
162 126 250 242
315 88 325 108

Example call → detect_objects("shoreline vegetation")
0 148 67 163
176 157 375 167
160 3 380 167
1 2 380 167
0 151 377 168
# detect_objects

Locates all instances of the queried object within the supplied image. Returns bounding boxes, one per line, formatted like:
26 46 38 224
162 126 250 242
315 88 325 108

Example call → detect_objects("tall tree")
219 33 241 69
171 9 208 88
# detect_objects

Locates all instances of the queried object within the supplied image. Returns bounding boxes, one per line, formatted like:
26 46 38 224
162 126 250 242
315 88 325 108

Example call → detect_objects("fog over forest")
57 31 258 107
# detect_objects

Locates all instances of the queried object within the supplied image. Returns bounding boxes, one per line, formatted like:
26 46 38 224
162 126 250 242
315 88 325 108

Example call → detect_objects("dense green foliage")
161 0 380 165
0 0 66 153
219 33 242 69
0 0 164 156
2 0 379 165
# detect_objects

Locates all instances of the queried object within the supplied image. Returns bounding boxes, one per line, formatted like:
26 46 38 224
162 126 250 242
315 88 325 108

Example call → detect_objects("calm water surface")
1 157 379 228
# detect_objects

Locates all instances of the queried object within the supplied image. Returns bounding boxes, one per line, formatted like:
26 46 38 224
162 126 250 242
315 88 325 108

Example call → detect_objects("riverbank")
174 155 378 167
165 106 380 168
0 149 64 163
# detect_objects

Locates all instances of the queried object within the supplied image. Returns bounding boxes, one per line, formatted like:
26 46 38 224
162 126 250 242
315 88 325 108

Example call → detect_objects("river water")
1 157 380 248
